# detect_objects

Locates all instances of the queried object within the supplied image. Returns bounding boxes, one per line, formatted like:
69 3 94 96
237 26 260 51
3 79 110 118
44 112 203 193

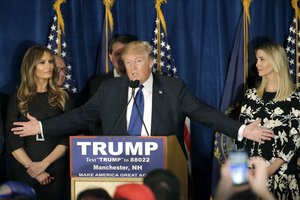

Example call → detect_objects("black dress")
6 91 74 200
239 88 300 200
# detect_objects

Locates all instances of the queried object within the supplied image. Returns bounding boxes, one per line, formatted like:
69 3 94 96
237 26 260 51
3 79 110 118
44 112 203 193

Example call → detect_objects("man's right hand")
11 113 41 137
243 119 274 144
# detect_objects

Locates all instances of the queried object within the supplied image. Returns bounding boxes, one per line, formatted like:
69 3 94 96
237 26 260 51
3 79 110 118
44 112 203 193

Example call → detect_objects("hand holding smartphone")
228 151 249 185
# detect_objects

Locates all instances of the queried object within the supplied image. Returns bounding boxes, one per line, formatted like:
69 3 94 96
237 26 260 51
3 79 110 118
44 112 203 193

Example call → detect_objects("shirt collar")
113 68 122 77
141 73 153 93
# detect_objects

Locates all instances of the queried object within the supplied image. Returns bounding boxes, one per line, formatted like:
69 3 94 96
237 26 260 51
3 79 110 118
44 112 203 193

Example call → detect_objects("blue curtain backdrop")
0 0 293 199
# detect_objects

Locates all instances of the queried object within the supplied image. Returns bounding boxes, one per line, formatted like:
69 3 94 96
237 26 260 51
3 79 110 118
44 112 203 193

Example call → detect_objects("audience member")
5 45 74 200
143 169 181 200
113 183 155 200
0 181 36 200
11 41 274 159
76 188 112 200
238 42 300 199
215 157 275 200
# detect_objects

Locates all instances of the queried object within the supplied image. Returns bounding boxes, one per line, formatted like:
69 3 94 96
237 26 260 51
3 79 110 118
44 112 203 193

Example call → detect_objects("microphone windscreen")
129 80 140 88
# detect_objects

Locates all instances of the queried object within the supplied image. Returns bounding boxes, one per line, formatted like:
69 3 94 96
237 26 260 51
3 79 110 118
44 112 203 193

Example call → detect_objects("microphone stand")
108 80 139 135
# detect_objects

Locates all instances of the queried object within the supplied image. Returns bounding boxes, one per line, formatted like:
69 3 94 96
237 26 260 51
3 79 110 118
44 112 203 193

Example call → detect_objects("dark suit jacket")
88 71 114 97
43 74 241 150
87 71 115 135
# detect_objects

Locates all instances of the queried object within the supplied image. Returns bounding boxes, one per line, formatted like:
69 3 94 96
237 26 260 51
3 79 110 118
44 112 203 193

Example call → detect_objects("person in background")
54 55 67 87
89 34 137 97
143 169 182 200
76 188 112 200
6 45 74 200
0 181 36 200
11 41 274 159
238 42 300 199
88 35 136 135
215 157 275 200
54 54 84 110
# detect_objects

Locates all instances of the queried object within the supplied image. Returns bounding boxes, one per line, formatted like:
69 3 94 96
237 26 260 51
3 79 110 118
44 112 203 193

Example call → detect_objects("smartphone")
228 151 248 185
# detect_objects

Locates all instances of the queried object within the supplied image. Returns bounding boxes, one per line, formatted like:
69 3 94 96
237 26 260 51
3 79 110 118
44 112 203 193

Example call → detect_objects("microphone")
109 80 139 135
129 80 140 89
131 82 150 136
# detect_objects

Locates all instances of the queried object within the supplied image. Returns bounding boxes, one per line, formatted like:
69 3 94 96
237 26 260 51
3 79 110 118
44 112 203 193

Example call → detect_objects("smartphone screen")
228 151 248 185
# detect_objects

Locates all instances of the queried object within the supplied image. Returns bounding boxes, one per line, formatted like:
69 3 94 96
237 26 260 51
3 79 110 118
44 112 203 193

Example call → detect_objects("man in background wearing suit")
89 34 137 97
54 54 67 87
11 41 274 152
88 35 136 135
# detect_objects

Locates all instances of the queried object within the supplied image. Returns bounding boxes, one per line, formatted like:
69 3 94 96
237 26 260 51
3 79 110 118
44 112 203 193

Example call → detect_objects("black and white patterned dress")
239 88 300 200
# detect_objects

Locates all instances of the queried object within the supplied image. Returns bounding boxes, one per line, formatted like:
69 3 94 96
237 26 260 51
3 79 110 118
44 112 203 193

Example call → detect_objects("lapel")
151 74 164 135
115 77 130 134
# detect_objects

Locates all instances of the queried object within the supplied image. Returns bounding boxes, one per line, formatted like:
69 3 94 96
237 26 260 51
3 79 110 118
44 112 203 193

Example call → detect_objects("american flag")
151 17 191 166
152 18 178 78
285 17 300 87
47 15 78 93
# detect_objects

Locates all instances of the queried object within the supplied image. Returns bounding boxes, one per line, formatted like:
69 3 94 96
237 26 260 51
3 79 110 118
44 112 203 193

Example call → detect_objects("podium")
70 135 187 200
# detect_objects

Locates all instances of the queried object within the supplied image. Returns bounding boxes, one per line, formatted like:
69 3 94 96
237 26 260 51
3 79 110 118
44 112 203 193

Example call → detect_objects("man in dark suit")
12 41 274 150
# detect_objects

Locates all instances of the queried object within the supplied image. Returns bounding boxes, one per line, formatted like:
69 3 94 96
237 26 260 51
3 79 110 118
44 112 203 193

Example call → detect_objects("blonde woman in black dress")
6 45 73 200
239 42 300 200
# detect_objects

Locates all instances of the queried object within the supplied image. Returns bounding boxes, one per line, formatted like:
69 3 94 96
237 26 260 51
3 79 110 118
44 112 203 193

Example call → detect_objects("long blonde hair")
17 45 68 115
256 42 294 101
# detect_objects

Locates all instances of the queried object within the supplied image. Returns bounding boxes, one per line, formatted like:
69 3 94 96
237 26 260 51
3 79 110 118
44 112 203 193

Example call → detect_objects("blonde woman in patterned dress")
238 42 300 200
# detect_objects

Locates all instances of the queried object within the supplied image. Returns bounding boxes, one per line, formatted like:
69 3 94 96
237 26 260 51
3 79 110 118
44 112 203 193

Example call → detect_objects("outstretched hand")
11 113 41 137
243 119 274 144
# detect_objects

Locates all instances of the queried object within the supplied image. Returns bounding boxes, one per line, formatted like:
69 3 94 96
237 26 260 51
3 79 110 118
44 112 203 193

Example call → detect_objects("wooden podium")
70 135 187 200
